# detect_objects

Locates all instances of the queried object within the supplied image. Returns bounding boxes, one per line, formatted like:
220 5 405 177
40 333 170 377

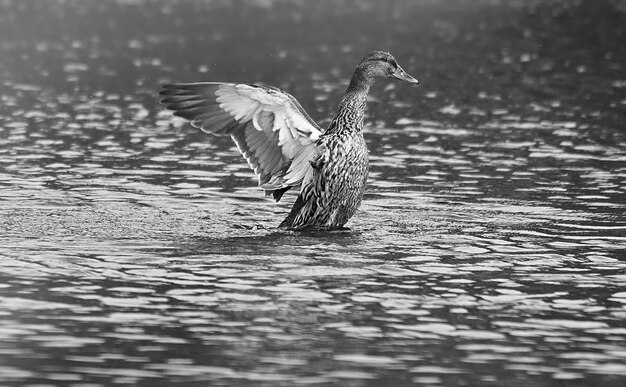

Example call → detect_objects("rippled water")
1 0 625 386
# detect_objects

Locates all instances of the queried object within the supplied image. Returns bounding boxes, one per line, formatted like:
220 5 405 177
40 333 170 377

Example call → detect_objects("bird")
159 51 418 231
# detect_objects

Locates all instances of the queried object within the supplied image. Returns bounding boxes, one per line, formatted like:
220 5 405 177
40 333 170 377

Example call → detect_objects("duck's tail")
278 195 310 230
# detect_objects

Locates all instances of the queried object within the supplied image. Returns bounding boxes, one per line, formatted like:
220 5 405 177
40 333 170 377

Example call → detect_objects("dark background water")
0 0 625 386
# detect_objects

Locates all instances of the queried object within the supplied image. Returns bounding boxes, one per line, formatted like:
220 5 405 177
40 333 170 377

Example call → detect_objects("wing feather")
252 132 271 167
196 112 233 130
160 82 323 198
269 151 283 175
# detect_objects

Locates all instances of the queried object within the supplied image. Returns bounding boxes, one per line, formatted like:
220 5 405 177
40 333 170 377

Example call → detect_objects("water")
1 0 625 385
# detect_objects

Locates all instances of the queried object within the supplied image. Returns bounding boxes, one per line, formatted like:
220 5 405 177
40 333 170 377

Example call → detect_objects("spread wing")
159 82 322 200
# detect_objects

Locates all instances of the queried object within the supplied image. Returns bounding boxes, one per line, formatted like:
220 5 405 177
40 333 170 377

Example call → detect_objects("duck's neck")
328 70 373 134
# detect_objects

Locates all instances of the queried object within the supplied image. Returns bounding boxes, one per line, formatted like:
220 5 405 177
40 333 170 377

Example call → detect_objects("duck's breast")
316 130 369 226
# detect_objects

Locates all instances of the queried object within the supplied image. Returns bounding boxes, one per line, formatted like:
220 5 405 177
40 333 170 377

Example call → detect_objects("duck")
159 51 418 230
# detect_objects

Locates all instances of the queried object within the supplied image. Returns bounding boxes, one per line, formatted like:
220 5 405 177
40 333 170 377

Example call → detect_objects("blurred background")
1 0 625 127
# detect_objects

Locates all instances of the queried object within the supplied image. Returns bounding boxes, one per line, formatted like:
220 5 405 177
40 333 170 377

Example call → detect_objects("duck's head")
357 51 419 84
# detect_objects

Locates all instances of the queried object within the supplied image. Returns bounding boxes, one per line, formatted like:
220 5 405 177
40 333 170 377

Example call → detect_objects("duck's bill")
392 66 419 84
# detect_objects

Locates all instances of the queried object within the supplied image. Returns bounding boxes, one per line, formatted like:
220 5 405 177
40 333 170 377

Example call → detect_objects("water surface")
1 0 625 386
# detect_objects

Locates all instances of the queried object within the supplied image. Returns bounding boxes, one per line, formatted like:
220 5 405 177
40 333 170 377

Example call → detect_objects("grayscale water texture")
1 0 625 386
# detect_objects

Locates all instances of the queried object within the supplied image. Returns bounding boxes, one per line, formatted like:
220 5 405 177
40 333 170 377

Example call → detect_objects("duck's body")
160 51 418 230
279 125 369 229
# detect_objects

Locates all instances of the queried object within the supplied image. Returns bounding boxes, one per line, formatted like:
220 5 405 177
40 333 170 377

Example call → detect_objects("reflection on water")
1 0 626 385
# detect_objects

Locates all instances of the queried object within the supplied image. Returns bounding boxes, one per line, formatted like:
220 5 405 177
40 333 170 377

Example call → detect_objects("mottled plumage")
159 51 418 230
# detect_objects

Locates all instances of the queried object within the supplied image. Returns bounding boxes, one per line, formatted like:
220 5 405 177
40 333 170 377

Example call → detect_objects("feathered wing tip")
158 82 323 199
262 186 292 202
159 83 238 135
